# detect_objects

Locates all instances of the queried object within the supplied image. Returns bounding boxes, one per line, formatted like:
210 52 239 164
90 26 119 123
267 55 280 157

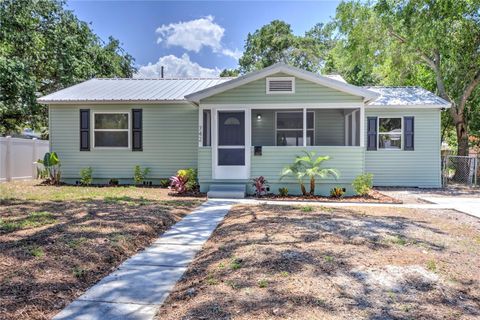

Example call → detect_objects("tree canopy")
232 1 480 154
328 0 480 155
0 0 135 135
230 20 335 75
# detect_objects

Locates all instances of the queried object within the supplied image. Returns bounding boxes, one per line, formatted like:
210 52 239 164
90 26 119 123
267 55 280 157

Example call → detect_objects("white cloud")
135 53 221 78
155 15 241 59
221 48 243 60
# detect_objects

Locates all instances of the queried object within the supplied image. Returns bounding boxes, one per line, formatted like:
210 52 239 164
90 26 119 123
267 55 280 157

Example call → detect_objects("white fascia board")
37 99 192 105
185 63 380 103
366 103 452 109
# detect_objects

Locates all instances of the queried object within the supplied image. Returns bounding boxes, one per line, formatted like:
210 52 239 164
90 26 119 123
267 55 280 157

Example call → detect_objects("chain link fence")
442 155 478 187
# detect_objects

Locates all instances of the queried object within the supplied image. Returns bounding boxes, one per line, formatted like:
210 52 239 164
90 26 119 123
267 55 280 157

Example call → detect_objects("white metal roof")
37 78 231 104
37 71 450 109
365 86 451 107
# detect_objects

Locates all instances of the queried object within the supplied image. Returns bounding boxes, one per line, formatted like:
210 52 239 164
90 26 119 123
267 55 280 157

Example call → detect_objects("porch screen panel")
276 111 314 146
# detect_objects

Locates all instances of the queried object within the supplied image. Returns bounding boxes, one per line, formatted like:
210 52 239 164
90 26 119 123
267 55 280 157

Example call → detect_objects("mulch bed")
249 189 402 204
156 204 480 320
0 189 203 320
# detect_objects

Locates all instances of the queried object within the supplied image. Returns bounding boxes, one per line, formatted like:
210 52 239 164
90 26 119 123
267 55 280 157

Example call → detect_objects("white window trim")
266 77 295 94
377 117 403 151
92 111 131 149
275 111 315 146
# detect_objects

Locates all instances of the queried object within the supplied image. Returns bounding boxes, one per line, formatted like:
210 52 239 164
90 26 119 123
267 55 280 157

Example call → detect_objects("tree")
331 0 480 155
219 69 240 77
0 0 135 135
238 20 335 74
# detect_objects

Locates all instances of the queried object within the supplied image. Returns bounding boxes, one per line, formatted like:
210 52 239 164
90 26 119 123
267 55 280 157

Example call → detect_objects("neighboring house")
38 63 451 195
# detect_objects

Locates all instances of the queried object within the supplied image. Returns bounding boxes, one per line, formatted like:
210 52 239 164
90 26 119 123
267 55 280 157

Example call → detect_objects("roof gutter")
37 99 193 105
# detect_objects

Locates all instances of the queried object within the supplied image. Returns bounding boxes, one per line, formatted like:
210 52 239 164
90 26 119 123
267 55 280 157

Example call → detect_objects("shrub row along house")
38 63 450 197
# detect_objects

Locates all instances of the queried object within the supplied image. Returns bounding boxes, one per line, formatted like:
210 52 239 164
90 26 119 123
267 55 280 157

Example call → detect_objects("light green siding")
202 73 363 105
198 146 364 195
49 104 198 182
251 109 346 146
364 108 442 187
198 147 212 183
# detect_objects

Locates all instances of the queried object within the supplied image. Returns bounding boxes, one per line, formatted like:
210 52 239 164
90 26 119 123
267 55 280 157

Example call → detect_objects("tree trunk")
455 121 469 156
309 178 315 195
300 183 307 196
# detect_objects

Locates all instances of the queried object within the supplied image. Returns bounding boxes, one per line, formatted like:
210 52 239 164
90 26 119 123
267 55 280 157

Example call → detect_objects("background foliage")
229 0 480 154
0 0 135 136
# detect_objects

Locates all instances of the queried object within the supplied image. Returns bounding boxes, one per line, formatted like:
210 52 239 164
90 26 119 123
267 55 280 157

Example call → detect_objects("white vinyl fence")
0 136 49 182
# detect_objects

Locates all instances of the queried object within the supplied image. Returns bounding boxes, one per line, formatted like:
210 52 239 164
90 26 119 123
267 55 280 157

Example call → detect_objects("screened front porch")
251 108 362 147
198 107 366 194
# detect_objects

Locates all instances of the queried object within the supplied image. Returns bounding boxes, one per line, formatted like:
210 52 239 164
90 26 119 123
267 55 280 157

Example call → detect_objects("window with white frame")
276 111 314 146
378 117 402 149
94 113 129 148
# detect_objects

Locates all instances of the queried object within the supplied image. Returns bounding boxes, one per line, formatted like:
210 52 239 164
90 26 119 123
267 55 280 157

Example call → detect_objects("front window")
94 113 129 148
378 118 401 149
276 111 314 146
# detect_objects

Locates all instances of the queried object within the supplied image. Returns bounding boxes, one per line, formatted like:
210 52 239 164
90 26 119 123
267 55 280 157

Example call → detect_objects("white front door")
213 110 250 179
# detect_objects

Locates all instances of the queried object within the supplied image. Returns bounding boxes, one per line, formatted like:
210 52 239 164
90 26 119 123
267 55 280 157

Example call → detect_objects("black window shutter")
367 117 377 151
404 116 414 151
80 109 90 151
132 109 143 151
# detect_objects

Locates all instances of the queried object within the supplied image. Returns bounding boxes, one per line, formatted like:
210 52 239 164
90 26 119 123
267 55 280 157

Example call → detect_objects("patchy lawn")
0 181 205 320
157 204 480 320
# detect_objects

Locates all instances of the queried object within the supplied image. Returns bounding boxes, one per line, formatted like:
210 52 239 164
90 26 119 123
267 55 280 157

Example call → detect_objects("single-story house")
38 63 451 196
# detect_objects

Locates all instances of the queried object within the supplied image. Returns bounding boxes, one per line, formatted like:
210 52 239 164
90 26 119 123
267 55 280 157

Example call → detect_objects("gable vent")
266 77 295 94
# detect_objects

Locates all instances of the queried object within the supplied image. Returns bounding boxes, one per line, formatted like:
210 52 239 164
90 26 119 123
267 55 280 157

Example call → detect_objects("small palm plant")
280 161 308 196
296 151 339 195
281 151 339 196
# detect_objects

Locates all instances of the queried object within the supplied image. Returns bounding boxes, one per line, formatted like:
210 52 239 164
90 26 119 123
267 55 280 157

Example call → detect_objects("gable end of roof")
185 63 380 103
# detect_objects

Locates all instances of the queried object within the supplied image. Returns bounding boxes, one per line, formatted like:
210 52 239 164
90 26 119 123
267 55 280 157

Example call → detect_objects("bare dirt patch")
157 204 480 320
0 181 204 320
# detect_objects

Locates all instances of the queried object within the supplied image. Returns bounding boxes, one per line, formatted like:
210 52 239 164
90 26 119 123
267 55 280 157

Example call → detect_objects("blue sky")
66 0 341 77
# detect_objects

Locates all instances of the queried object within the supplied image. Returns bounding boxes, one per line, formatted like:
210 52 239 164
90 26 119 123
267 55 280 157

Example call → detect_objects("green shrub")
79 167 93 185
278 187 288 197
177 168 198 191
330 187 345 198
352 173 373 196
109 178 119 186
133 165 150 185
160 178 170 188
36 152 61 184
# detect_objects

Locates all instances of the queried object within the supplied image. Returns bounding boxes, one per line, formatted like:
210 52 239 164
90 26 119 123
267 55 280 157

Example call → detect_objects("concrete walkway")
419 196 480 219
54 200 234 320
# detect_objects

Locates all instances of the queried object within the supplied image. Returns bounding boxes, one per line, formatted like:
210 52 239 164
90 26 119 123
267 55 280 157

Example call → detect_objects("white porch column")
302 107 307 147
359 106 365 147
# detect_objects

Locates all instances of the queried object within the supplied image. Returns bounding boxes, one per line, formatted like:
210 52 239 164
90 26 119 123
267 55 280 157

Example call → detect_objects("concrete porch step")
207 184 246 199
